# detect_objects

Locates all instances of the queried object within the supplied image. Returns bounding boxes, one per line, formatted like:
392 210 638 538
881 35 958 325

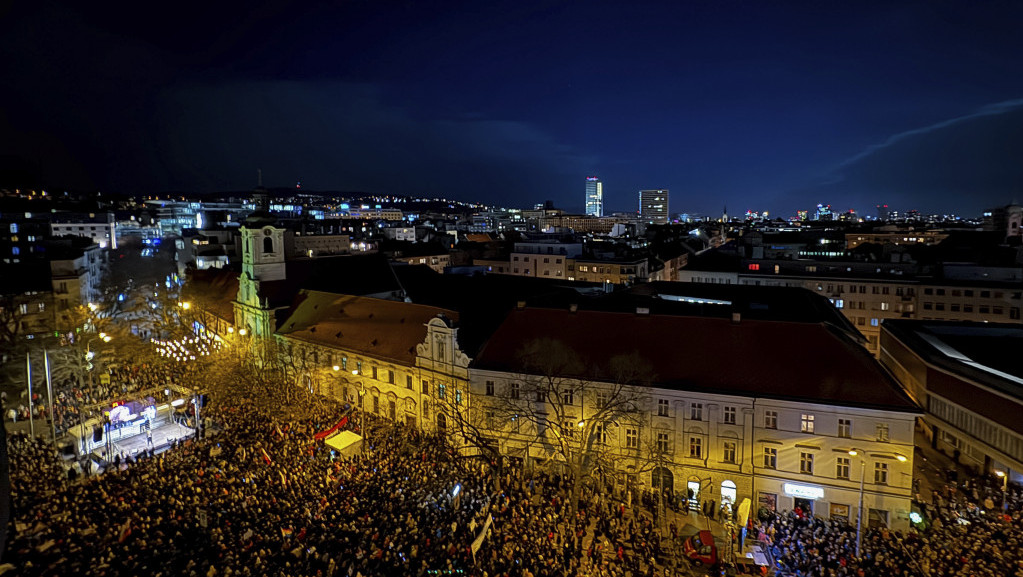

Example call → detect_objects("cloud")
783 99 1023 216
150 81 593 206
832 98 1023 173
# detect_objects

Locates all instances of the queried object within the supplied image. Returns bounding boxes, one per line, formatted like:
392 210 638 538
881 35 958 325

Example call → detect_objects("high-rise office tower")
585 177 603 217
639 189 669 224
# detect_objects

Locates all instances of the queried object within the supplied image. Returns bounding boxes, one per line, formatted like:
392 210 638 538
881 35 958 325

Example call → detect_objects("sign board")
783 483 824 500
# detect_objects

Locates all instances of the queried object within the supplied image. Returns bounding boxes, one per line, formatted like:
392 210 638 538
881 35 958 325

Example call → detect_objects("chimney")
732 312 741 324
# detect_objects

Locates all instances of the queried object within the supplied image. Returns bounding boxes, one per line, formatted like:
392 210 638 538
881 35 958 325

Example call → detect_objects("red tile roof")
276 290 458 365
472 308 918 411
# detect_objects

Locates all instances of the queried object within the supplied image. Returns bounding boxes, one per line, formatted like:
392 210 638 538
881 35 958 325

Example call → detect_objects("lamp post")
849 449 907 559
336 365 366 450
77 332 112 470
995 470 1008 512
849 450 865 559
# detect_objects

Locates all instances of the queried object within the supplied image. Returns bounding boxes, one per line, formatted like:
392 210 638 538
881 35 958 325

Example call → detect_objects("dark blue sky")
2 1 1023 218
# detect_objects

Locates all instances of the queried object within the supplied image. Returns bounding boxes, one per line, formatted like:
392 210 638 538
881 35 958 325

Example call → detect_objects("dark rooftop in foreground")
474 308 919 411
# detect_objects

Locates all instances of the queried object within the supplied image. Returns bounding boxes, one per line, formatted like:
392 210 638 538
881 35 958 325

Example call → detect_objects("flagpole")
45 350 56 445
26 352 35 438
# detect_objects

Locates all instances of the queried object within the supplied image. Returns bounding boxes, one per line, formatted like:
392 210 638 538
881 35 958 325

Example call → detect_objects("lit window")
689 437 703 458
801 414 815 433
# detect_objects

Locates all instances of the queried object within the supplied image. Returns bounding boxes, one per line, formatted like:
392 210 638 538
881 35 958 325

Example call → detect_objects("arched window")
651 467 674 493
437 412 447 433
721 480 737 507
263 237 274 253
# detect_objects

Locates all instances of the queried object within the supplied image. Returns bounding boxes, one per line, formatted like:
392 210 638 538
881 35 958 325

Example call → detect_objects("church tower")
234 185 285 338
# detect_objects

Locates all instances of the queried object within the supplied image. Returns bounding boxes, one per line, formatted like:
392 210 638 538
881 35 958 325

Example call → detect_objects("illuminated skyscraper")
638 189 669 224
585 177 603 217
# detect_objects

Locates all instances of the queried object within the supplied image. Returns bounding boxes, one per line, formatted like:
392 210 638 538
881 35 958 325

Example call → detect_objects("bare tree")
472 339 654 513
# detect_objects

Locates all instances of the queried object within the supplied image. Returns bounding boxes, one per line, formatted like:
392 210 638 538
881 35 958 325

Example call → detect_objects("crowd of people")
4 360 1023 577
764 471 1023 577
4 392 687 577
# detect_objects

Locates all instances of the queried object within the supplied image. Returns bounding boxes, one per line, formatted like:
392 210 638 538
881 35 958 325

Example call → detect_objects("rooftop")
473 308 919 411
276 290 458 365
882 320 1023 400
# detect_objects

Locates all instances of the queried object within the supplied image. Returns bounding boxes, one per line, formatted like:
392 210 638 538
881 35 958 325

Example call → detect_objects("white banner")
471 513 494 557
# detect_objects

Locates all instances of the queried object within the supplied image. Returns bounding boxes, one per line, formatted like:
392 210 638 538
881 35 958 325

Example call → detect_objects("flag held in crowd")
118 519 132 544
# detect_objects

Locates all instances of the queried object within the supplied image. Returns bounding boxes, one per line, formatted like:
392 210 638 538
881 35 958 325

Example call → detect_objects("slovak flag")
281 527 293 538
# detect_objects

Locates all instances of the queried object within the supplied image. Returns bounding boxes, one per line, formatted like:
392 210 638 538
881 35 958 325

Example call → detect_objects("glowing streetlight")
996 470 1008 511
849 449 866 559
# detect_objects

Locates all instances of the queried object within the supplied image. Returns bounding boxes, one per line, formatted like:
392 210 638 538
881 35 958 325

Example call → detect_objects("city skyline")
1 2 1023 218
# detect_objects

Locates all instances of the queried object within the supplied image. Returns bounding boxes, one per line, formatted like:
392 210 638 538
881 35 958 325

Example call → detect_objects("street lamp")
849 449 907 558
995 470 1008 512
849 449 866 559
335 365 366 446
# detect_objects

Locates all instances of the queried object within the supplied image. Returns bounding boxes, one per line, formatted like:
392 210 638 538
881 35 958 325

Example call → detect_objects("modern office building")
639 189 669 225
585 177 603 217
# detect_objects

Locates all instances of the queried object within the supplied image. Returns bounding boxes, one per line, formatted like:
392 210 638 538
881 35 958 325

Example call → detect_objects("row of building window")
929 395 1023 462
763 448 891 483
920 302 1019 317
922 288 1019 299
484 385 892 441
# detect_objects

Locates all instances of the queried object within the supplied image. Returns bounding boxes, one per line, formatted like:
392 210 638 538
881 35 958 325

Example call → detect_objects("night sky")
2 1 1023 218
